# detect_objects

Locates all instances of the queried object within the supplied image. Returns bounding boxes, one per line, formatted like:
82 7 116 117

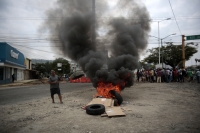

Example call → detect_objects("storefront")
0 42 26 85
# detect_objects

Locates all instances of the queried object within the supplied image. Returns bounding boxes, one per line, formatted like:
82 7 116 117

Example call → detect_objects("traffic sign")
186 35 200 40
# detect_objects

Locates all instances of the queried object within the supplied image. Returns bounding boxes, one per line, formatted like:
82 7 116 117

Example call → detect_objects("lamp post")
161 33 176 68
150 33 176 68
157 18 171 65
151 18 171 65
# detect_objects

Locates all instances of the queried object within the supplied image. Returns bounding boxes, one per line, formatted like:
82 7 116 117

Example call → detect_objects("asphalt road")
0 83 94 105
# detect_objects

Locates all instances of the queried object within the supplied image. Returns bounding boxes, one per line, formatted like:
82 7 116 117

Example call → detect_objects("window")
6 67 10 79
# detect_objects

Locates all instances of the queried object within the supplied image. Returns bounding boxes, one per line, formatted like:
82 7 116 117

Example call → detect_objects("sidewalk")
0 79 39 87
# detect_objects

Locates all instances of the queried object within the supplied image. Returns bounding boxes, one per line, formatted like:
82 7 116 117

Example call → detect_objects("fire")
95 82 121 98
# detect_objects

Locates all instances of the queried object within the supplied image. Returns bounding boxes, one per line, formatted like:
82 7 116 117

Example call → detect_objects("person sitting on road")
48 70 63 104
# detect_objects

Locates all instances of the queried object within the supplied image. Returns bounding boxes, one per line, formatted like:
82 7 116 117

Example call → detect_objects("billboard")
57 63 62 67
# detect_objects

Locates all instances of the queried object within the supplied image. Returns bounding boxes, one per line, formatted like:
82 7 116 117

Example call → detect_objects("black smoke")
93 67 134 90
42 0 150 89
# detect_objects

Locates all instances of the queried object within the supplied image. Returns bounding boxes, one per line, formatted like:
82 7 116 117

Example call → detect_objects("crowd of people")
135 68 200 83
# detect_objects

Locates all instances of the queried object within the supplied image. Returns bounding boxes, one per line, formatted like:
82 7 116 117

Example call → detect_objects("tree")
44 61 53 76
35 63 47 77
143 43 198 68
34 58 70 77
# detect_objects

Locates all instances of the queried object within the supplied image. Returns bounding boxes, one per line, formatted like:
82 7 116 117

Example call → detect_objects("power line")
0 36 59 41
0 33 57 36
9 44 51 59
1 16 200 21
14 47 50 59
168 0 182 35
9 43 65 56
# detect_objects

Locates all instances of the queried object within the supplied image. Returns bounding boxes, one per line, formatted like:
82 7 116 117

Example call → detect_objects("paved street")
0 83 94 105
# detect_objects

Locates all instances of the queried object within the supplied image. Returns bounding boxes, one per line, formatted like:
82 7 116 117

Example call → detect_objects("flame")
95 82 121 98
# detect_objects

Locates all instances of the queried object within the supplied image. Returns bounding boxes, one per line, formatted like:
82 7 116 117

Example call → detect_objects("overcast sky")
0 0 200 66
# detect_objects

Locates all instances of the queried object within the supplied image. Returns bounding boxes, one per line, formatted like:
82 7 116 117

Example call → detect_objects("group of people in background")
135 68 200 83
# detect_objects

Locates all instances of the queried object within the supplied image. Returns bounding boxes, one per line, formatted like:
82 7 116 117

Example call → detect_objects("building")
24 58 37 80
0 42 26 84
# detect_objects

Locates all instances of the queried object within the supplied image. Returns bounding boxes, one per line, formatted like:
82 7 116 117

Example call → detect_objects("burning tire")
110 90 123 105
86 104 105 115
113 99 118 106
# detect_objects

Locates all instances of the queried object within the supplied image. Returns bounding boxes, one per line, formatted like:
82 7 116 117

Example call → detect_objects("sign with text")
186 35 200 40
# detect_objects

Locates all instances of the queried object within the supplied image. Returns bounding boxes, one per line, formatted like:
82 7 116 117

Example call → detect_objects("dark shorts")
50 88 61 96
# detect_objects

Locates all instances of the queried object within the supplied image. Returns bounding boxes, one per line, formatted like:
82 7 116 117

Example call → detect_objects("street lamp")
161 33 176 68
151 18 171 65
149 33 176 68
158 18 171 65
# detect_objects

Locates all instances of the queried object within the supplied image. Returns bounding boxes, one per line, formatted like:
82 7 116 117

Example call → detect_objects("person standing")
65 74 69 82
169 69 173 82
49 70 63 104
187 69 193 83
12 74 15 83
182 68 186 82
141 70 146 82
161 69 165 82
196 69 200 83
150 69 154 83
178 68 182 82
157 69 162 83
136 69 141 82
165 69 170 83
173 68 178 82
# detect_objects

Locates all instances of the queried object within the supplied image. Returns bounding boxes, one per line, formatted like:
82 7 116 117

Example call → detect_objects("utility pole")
156 18 171 65
182 35 185 68
161 39 163 68
92 0 95 45
158 21 160 65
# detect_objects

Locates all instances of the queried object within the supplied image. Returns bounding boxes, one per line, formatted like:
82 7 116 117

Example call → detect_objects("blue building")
0 42 26 84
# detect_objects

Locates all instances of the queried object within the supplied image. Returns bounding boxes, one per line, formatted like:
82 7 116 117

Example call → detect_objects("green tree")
44 61 53 75
143 43 198 68
51 58 70 76
35 63 47 76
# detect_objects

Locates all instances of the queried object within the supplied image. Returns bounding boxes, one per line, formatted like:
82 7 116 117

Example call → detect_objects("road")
0 83 94 105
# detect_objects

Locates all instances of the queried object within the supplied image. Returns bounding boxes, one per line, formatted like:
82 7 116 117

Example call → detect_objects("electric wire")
9 43 65 56
1 16 200 20
14 47 50 59
9 44 51 59
168 0 182 35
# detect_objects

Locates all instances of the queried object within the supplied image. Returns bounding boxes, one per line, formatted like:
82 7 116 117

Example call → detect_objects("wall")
17 69 23 81
0 42 26 84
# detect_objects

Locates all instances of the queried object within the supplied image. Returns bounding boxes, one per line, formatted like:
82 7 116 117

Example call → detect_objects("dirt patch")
0 83 200 133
